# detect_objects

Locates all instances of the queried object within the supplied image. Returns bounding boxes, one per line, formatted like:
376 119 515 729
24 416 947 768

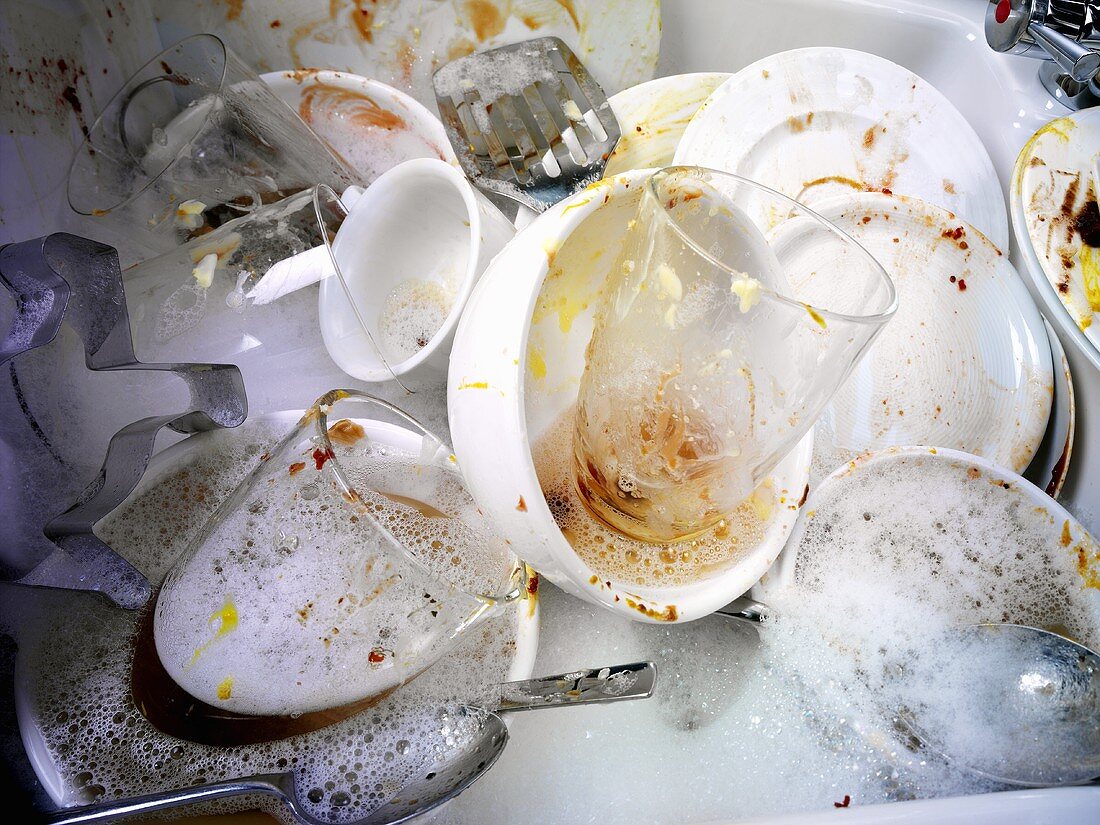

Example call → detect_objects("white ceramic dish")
761 446 1100 646
319 158 515 387
791 192 1052 473
260 69 456 184
1011 110 1100 371
16 411 539 807
1022 319 1075 499
161 0 661 110
449 169 814 624
605 72 730 176
674 47 1009 251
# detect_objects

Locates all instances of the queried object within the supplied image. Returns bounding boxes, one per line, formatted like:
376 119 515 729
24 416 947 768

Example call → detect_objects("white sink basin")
0 0 1096 822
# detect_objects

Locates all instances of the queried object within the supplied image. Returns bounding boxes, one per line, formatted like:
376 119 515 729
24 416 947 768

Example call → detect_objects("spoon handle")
41 774 288 824
493 661 656 711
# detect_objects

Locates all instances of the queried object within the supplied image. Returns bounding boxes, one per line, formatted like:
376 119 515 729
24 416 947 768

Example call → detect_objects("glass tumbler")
67 34 356 253
153 390 527 718
573 166 897 543
121 185 397 414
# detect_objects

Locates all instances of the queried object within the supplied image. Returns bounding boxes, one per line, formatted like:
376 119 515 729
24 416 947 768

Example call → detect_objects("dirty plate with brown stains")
772 192 1053 474
154 0 660 112
673 47 1009 251
261 69 456 185
1011 110 1100 372
605 73 730 176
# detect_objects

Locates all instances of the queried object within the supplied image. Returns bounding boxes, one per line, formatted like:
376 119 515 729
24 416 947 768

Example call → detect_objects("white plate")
154 0 660 110
261 69 456 185
762 446 1100 651
1022 319 1075 500
605 73 730 176
17 412 538 806
1011 110 1100 371
673 47 1009 251
778 192 1052 473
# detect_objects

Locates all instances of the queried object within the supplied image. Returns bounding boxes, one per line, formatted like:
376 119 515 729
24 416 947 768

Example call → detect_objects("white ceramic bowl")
260 69 457 182
448 169 814 623
319 158 515 386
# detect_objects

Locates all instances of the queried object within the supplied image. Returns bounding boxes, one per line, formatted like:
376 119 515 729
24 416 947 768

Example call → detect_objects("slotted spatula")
433 36 621 214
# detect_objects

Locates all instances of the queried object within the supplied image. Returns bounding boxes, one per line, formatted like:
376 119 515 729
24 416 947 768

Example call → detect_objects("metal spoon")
43 661 656 825
715 596 1100 786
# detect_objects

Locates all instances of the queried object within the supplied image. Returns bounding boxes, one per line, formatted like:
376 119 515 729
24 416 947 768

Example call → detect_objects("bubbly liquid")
378 278 456 363
534 408 770 587
19 418 523 823
153 420 515 717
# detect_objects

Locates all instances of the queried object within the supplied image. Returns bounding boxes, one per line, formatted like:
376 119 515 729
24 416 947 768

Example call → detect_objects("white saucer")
674 47 1009 251
1011 110 1100 371
774 192 1052 473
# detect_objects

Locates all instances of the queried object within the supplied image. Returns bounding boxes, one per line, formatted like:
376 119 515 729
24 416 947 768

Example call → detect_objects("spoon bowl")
716 598 1100 787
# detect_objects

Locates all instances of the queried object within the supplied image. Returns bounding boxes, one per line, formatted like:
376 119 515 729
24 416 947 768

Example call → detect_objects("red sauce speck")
313 446 335 471
957 278 967 291
367 648 386 664
834 795 851 808
526 571 539 595
995 0 1011 24
949 275 956 283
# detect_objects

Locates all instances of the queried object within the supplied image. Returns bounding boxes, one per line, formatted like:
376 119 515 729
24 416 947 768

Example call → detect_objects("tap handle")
1028 20 1100 80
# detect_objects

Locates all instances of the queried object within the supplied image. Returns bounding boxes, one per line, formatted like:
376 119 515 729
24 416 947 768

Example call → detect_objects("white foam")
21 417 522 823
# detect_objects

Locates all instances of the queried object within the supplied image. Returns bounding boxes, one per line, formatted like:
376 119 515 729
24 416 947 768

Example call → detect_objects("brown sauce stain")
352 0 375 43
556 0 580 29
300 81 407 131
328 418 366 446
378 492 450 519
467 0 506 40
224 0 244 21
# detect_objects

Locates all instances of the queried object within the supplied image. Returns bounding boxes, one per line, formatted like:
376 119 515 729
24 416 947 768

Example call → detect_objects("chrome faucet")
985 0 1100 109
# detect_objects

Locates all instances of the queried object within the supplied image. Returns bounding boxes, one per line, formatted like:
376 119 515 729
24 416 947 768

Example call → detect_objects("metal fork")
433 36 621 215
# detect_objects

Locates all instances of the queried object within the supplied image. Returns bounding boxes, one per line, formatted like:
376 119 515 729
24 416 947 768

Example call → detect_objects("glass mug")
573 166 898 543
67 33 356 255
153 391 526 719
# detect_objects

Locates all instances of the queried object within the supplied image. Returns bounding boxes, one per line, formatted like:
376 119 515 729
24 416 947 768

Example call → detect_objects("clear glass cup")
573 166 898 543
67 34 356 253
153 390 527 717
121 185 397 414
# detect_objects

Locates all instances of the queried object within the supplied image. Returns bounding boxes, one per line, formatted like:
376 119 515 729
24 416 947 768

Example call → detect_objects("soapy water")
153 415 517 717
14 421 1099 822
434 450 1098 823
16 418 523 823
377 278 456 364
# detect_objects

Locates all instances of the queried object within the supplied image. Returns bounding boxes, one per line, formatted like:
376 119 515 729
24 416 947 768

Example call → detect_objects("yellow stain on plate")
1081 244 1100 314
216 676 234 701
188 597 239 667
457 380 489 390
527 344 547 380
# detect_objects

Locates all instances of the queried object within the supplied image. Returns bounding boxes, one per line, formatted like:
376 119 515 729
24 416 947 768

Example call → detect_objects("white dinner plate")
674 47 1009 251
772 192 1052 473
605 73 730 176
1011 110 1100 371
153 0 660 111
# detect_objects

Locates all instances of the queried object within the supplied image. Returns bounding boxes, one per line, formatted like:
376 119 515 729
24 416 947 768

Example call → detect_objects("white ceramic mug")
316 158 514 387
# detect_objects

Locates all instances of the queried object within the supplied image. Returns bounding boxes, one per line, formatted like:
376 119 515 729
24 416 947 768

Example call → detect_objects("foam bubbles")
378 277 456 363
532 407 769 587
23 417 522 823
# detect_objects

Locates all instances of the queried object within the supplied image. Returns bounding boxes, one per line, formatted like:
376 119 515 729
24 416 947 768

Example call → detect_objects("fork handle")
494 661 656 711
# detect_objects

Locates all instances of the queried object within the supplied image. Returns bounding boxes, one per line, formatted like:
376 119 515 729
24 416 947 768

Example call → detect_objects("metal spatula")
433 36 621 214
